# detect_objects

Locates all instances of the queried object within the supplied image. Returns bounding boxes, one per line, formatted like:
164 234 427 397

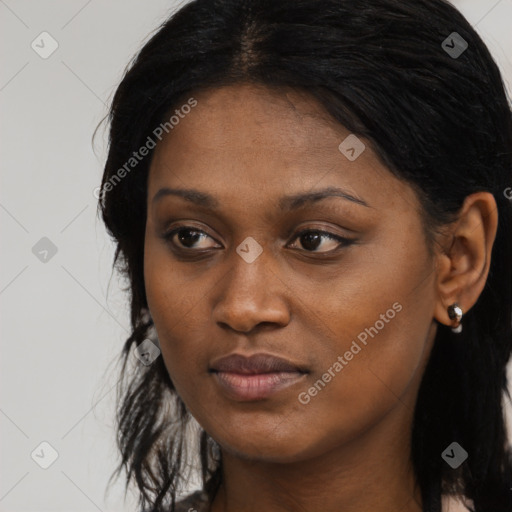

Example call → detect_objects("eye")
287 228 353 253
162 226 354 254
163 226 220 250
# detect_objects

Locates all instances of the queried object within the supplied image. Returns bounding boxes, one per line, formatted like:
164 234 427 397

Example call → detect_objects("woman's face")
144 84 440 462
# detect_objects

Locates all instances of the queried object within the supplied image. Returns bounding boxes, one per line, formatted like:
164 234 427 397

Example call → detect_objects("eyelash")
162 226 354 255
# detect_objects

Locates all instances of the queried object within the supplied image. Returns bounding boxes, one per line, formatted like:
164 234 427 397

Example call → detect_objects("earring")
447 303 463 333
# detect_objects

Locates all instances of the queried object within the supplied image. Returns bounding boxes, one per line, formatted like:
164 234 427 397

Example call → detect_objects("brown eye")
164 227 220 250
288 229 353 253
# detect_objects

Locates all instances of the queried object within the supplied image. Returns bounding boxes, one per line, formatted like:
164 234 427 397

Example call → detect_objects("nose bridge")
212 238 290 331
223 238 274 304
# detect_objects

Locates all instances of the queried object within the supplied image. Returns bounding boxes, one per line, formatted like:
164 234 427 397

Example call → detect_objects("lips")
209 352 309 401
209 352 308 374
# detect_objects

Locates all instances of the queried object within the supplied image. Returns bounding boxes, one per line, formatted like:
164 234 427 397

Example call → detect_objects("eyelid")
162 224 354 254
163 225 222 249
287 227 353 252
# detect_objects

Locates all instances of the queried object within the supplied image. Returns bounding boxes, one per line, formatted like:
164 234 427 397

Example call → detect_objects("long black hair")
97 1 512 510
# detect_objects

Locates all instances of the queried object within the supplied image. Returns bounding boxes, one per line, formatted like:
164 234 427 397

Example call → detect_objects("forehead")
147 83 416 216
173 84 342 147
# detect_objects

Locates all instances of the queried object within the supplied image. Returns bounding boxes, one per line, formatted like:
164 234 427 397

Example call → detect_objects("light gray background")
1 1 511 510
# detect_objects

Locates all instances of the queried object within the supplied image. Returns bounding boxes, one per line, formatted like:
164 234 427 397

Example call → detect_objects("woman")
98 0 512 510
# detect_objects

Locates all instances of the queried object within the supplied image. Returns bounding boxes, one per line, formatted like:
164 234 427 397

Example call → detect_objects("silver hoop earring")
447 303 463 333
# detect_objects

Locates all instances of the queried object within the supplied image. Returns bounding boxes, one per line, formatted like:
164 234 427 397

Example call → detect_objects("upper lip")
209 353 308 374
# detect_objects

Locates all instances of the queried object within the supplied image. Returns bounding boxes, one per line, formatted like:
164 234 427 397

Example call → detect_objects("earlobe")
432 191 498 331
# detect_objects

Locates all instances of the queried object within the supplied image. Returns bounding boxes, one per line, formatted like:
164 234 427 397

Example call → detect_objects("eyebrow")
151 186 369 209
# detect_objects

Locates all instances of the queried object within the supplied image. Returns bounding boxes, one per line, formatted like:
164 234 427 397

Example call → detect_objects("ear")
433 191 498 328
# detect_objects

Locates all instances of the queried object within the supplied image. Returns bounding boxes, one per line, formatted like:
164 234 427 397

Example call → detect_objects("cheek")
294 228 436 419
143 242 209 392
144 232 211 329
291 309 435 462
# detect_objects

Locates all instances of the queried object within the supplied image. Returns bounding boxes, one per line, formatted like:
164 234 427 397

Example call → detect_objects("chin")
224 443 310 463
212 427 318 464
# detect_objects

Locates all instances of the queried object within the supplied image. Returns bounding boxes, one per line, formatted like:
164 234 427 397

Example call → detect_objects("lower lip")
212 371 307 401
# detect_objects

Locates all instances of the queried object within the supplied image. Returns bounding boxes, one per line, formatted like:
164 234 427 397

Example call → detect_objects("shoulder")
174 489 210 512
140 490 210 512
442 494 474 512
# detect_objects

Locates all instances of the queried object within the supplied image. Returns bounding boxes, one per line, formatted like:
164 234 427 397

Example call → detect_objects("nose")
212 246 291 334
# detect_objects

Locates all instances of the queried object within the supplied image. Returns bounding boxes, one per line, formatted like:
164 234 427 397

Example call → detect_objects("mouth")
209 352 309 401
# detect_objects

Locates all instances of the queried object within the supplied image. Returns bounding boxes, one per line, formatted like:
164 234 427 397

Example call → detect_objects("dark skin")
143 84 498 512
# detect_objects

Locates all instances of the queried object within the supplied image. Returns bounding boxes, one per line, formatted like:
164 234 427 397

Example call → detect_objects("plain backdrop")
1 1 511 510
